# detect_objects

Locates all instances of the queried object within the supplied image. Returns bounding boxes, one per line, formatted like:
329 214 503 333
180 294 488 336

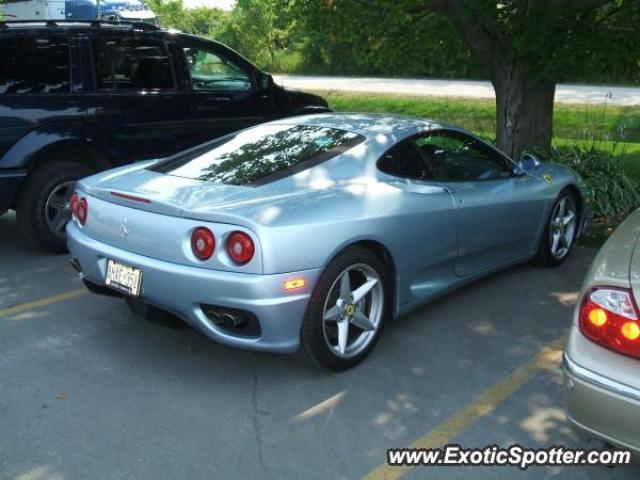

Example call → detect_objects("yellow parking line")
363 336 566 480
0 288 88 318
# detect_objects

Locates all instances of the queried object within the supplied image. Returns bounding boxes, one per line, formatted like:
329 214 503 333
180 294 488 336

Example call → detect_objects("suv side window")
378 139 434 180
415 131 513 182
92 37 174 91
0 36 71 94
183 45 252 92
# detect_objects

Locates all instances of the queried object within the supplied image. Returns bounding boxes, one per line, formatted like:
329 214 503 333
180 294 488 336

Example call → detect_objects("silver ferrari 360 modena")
67 114 590 370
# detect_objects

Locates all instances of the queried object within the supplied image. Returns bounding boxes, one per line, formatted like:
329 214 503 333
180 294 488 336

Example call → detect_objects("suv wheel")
16 161 93 253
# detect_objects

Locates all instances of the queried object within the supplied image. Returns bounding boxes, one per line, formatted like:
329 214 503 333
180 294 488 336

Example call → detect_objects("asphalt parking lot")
1 210 639 480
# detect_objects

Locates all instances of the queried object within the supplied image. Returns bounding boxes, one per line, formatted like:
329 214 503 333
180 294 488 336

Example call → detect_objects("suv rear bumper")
0 169 27 210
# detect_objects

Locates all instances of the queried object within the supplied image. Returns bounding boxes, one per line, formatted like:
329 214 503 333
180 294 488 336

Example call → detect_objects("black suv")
0 21 329 252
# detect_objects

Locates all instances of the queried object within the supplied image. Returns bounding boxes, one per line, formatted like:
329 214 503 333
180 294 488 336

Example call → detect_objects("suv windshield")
151 124 364 186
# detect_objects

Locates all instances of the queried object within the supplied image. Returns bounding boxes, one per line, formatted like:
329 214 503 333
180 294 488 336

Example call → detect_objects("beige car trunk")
570 209 640 391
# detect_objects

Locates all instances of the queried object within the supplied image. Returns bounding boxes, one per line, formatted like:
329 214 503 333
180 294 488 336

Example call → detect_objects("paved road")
1 211 638 479
274 75 640 106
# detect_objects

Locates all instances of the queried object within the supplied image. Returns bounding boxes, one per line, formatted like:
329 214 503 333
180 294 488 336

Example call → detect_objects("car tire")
536 189 579 267
16 161 93 253
299 247 389 371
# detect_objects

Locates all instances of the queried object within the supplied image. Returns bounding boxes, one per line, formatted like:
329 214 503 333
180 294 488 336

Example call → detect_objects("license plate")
105 259 143 297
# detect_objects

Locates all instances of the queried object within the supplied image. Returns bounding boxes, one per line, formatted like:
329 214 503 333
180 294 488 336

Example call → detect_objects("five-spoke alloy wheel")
536 189 579 267
549 195 577 260
300 247 388 370
322 263 384 358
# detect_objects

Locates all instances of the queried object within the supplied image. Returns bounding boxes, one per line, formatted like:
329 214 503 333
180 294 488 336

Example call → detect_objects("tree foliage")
218 0 297 71
290 1 477 77
291 0 639 82
184 6 230 37
147 0 296 71
146 0 230 37
146 0 639 84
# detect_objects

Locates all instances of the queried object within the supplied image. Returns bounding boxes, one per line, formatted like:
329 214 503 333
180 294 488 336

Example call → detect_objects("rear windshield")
150 124 364 186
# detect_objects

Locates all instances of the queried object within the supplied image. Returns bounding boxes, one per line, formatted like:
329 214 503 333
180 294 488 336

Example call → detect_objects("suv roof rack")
0 19 160 31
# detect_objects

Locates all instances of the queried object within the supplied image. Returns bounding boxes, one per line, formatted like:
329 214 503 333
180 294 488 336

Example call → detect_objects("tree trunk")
493 69 556 159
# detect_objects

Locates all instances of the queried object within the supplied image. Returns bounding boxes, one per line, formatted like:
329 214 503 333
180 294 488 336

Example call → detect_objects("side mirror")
259 73 274 91
516 152 541 174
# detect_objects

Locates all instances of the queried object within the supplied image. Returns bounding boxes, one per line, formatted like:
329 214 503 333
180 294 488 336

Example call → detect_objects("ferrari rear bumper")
67 222 322 353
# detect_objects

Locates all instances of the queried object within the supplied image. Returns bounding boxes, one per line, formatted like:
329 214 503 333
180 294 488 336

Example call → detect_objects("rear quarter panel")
245 181 457 279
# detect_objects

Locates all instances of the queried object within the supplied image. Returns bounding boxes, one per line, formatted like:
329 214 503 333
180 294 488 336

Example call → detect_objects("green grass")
321 91 640 182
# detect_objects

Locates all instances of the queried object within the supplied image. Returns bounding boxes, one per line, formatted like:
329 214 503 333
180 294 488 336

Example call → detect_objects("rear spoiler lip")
110 191 152 204
75 182 261 232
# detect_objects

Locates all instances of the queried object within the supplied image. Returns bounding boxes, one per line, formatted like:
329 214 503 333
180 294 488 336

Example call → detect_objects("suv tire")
16 161 93 253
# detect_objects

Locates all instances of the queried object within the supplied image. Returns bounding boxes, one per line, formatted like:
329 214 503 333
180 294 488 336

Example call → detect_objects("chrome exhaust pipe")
220 312 243 327
201 304 261 336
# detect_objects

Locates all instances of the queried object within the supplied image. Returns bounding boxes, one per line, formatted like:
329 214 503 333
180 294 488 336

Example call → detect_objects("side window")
92 37 174 91
183 45 252 92
378 139 434 180
415 131 513 182
0 36 70 94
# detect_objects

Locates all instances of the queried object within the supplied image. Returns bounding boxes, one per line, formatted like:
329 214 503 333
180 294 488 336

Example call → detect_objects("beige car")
564 209 640 459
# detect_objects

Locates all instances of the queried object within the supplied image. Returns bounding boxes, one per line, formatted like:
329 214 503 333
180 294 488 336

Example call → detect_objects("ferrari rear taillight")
226 231 254 265
70 193 79 217
191 227 215 260
71 192 88 226
579 287 640 359
76 197 88 225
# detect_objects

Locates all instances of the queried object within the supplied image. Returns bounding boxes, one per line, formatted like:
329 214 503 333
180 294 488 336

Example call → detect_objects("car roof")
266 113 457 139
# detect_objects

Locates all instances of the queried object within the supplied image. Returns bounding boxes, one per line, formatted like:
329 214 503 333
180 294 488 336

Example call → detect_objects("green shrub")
544 145 640 219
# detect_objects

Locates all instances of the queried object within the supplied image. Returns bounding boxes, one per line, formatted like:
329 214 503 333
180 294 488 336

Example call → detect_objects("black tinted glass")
416 132 512 181
93 38 174 90
0 36 70 94
378 140 433 180
152 124 364 186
